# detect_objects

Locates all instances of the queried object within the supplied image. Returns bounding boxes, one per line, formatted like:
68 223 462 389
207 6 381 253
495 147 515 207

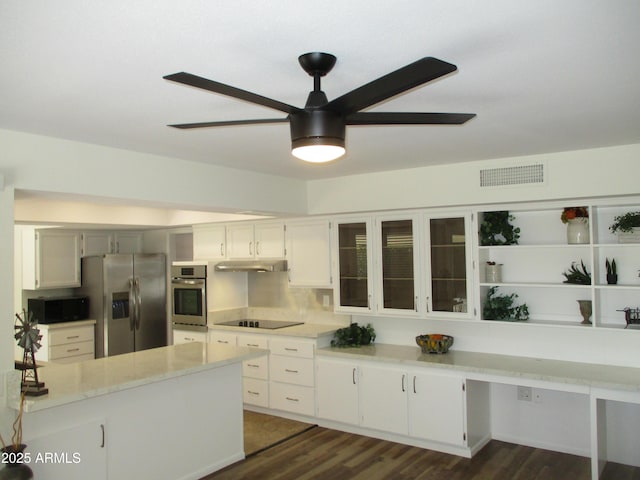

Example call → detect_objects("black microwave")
28 296 89 324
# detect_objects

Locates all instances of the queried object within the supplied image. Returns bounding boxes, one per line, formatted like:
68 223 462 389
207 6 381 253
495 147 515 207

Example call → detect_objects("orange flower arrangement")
561 207 588 224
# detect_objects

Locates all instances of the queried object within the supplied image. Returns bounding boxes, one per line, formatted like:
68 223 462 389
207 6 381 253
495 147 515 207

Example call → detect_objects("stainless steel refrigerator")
79 254 167 358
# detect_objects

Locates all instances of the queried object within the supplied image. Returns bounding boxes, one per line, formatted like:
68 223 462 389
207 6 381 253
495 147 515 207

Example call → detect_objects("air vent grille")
480 164 544 187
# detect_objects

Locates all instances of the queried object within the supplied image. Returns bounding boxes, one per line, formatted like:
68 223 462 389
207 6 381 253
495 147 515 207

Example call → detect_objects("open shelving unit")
476 198 640 330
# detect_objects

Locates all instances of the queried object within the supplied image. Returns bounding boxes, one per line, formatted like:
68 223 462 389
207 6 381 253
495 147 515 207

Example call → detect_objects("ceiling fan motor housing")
289 110 345 150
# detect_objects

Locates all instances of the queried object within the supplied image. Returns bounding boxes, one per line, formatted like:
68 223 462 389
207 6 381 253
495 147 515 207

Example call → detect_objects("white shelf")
480 282 592 289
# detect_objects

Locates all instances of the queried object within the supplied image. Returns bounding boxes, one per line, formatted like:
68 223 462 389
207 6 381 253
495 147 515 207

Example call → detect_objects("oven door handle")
171 279 205 286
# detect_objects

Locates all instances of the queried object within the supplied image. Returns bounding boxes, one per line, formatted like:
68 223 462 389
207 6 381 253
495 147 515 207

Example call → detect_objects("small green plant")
331 323 376 347
482 287 529 321
605 258 617 276
479 211 520 246
562 260 592 285
609 211 640 234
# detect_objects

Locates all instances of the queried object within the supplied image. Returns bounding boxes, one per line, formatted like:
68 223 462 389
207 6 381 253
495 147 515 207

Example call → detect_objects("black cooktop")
216 319 304 330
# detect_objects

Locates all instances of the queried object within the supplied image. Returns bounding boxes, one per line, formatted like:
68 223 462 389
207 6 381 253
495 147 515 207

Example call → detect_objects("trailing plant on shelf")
562 260 592 285
331 323 376 347
482 287 529 322
609 211 640 234
560 206 589 223
479 211 520 246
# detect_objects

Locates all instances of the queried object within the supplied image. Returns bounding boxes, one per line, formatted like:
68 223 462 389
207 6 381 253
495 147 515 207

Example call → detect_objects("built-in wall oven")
171 264 207 332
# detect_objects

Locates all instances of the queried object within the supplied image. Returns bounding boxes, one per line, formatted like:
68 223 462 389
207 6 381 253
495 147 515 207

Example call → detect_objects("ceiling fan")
164 53 475 163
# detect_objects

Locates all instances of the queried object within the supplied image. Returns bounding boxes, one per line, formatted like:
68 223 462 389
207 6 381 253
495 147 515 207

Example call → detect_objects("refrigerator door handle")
134 276 142 330
128 278 136 331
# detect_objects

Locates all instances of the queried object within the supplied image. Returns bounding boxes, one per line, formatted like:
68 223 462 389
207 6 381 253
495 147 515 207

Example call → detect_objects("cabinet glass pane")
338 223 369 308
430 218 467 312
381 220 414 310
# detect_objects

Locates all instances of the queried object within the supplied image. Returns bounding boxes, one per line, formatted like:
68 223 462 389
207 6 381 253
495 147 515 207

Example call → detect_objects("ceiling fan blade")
346 112 476 125
168 118 289 129
327 57 458 115
164 72 300 115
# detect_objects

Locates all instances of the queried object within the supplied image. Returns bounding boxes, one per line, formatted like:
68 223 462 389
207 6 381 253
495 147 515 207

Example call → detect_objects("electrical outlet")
517 386 532 401
322 295 330 307
533 389 543 404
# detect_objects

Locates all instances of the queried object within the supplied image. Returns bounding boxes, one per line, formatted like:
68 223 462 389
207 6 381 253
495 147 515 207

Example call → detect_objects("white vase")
485 264 502 283
566 218 590 244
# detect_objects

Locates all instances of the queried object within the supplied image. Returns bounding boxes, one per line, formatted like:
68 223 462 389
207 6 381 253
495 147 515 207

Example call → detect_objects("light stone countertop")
209 322 342 339
318 343 640 393
10 342 266 413
36 319 97 329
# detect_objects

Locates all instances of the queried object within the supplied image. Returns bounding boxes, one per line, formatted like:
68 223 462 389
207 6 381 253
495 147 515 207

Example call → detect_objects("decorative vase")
485 263 503 283
0 445 34 480
567 218 590 244
577 300 592 325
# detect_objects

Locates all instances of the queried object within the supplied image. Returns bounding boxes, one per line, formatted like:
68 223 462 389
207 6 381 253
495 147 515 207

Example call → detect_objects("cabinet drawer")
269 355 314 386
269 338 314 358
237 334 268 349
174 330 207 344
51 353 95 364
49 340 94 360
243 378 269 408
269 382 315 416
48 325 94 346
208 331 237 346
243 355 269 380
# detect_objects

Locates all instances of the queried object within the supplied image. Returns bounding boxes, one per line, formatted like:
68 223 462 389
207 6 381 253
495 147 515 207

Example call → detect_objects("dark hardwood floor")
203 425 639 480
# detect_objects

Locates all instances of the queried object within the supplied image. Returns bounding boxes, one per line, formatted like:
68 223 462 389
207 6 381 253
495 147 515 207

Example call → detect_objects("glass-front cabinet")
335 219 374 312
424 214 474 318
375 215 422 316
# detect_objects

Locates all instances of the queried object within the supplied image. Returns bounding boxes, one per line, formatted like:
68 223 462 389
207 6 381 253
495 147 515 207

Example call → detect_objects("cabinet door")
425 214 473 317
408 371 466 446
334 219 374 312
226 224 255 259
113 232 142 254
81 231 114 256
254 222 284 258
26 230 81 289
359 364 408 435
193 224 226 260
286 219 332 287
376 215 421 316
316 358 359 425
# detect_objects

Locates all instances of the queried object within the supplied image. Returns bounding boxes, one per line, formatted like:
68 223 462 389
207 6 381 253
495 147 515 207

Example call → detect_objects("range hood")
214 259 288 273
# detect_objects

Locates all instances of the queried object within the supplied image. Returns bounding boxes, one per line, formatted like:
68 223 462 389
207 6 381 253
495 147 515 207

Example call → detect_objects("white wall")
306 144 640 214
0 180 14 435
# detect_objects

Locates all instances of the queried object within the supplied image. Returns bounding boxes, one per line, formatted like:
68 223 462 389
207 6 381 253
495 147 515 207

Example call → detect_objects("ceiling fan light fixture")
291 137 345 163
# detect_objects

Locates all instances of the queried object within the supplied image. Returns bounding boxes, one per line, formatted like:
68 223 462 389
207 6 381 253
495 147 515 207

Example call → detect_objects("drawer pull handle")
247 363 259 368
285 369 299 373
67 348 80 353
401 374 406 392
352 368 356 385
185 337 194 342
217 340 229 344
284 347 298 352
100 424 105 448
285 397 299 402
247 343 260 347
247 390 260 396
66 335 80 340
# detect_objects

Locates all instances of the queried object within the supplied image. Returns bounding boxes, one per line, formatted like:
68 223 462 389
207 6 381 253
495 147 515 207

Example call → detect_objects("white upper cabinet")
227 221 284 260
424 213 474 318
333 217 375 313
23 229 81 289
375 214 423 316
81 231 142 256
285 219 332 288
193 224 226 260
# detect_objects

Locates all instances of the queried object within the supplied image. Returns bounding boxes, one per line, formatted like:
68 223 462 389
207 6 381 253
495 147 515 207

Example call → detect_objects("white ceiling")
2 1 639 181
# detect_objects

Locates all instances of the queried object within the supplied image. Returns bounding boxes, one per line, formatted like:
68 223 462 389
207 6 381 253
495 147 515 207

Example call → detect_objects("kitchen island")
6 342 266 480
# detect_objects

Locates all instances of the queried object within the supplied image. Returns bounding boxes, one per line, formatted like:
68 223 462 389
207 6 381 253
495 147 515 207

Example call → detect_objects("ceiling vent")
479 163 544 188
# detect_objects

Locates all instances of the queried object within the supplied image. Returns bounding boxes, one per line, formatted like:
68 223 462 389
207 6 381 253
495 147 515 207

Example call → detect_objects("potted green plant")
609 211 640 243
331 323 376 347
562 260 592 285
479 211 520 246
482 287 529 321
605 258 618 285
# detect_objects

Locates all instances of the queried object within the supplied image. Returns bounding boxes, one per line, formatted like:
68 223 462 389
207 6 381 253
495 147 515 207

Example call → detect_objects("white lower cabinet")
316 356 489 455
36 322 95 363
173 329 207 344
237 333 270 407
360 364 408 435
